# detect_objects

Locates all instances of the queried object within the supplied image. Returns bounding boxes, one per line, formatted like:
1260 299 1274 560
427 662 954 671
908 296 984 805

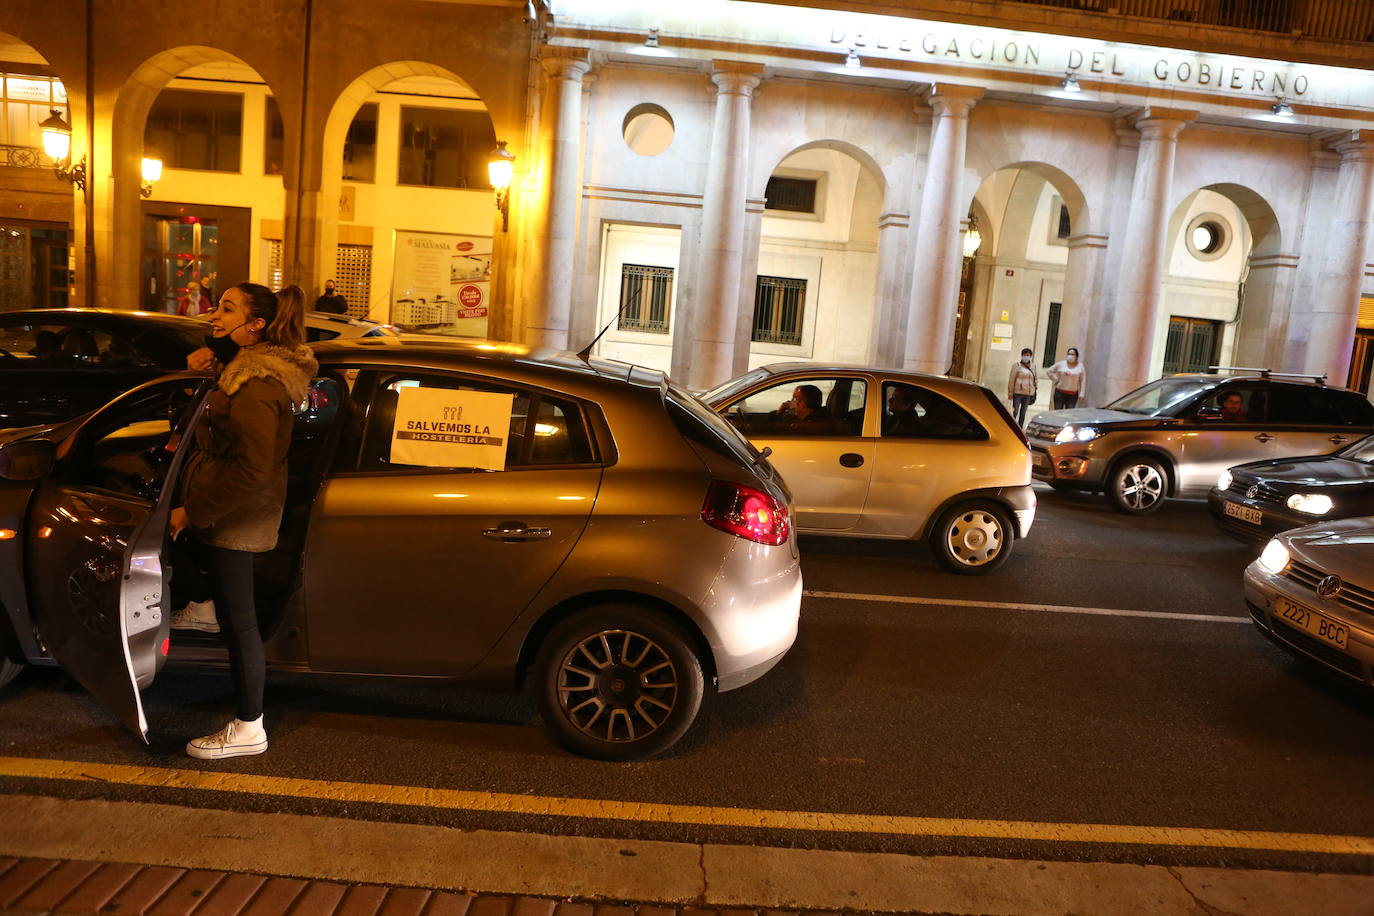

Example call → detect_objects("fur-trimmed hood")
219 343 318 403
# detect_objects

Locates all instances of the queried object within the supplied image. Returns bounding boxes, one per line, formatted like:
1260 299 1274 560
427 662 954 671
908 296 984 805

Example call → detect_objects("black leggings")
172 537 265 721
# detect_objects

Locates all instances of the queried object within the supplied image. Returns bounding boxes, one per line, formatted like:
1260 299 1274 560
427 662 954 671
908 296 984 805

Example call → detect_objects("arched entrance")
963 163 1092 404
0 31 73 311
319 63 498 333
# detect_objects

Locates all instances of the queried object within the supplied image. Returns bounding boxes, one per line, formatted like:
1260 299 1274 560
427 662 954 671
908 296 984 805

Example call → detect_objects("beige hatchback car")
706 364 1035 574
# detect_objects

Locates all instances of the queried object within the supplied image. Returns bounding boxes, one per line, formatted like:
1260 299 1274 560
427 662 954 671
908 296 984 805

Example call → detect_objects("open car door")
24 375 209 741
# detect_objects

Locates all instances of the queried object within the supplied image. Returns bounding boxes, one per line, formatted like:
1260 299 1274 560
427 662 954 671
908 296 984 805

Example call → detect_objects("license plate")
1275 597 1349 650
1223 500 1262 525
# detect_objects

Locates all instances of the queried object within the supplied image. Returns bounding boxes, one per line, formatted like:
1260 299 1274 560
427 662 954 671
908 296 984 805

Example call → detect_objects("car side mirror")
1195 407 1223 420
0 439 55 481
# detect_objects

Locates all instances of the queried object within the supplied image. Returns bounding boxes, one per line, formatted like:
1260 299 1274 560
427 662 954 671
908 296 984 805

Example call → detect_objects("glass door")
143 215 219 314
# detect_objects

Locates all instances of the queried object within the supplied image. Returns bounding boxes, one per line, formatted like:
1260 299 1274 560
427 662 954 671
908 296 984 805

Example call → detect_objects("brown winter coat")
181 343 317 552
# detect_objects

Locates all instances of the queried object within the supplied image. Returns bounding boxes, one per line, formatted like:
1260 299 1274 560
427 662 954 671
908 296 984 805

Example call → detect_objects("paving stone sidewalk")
0 856 863 916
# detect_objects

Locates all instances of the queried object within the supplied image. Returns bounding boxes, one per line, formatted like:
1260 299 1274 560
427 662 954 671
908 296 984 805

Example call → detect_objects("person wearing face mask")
169 283 317 759
1046 347 1086 410
1007 347 1037 426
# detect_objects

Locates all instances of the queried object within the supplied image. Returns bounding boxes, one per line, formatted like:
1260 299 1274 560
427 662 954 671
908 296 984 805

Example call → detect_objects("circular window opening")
622 103 675 156
1185 214 1231 261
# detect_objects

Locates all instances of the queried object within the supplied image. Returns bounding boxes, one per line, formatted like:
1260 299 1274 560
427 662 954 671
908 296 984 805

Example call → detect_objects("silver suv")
1027 371 1374 515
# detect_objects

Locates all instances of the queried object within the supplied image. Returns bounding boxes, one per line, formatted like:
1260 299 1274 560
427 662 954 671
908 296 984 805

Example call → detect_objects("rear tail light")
701 480 791 546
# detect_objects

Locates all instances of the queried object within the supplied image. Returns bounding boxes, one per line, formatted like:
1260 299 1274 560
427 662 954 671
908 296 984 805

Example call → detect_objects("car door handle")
1330 434 1350 444
1253 433 1273 443
483 524 552 542
839 453 865 468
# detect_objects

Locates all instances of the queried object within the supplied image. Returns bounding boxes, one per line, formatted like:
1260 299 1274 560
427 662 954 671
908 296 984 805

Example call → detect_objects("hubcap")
946 510 1004 567
557 629 678 743
1118 464 1164 510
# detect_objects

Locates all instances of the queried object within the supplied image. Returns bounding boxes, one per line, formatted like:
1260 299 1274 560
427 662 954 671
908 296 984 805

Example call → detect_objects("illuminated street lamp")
39 108 85 191
141 153 163 198
488 140 515 232
962 215 983 258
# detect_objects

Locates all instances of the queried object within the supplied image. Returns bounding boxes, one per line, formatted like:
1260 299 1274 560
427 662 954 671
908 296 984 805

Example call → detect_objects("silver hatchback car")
0 339 801 760
1244 518 1374 687
705 364 1035 574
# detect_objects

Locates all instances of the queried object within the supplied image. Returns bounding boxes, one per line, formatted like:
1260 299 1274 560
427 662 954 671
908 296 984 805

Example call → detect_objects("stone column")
1102 107 1196 401
867 211 911 367
902 84 983 375
687 60 764 389
524 47 591 348
1060 232 1108 389
1303 132 1374 383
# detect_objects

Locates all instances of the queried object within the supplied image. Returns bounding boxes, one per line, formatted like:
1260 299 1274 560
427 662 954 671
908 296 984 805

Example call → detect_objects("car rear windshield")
664 382 761 467
1107 377 1217 415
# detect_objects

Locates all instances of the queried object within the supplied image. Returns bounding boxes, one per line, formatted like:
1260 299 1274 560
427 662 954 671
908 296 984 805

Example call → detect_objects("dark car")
1027 371 1374 515
0 338 801 760
0 309 207 429
1208 435 1374 545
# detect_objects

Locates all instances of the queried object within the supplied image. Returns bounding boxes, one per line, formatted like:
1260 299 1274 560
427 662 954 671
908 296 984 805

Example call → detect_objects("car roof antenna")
575 300 628 363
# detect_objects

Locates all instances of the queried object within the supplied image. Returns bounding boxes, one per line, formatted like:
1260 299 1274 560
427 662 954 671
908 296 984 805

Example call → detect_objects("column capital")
709 60 764 96
922 83 984 117
540 46 592 81
1133 106 1197 140
1330 129 1374 162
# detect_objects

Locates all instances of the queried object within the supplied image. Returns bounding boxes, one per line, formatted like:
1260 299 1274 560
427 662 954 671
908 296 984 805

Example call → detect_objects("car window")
1195 386 1264 422
1266 385 1346 425
881 382 988 441
60 379 204 497
0 319 195 371
1107 377 1217 415
702 367 771 405
724 377 866 437
306 325 341 342
666 382 760 466
359 372 593 472
1334 391 1374 426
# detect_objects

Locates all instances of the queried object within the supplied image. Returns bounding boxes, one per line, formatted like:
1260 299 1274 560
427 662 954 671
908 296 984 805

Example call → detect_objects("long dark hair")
235 283 306 349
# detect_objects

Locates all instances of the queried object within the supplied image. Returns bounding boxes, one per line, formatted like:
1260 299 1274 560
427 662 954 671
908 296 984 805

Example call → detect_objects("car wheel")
0 657 22 690
536 605 705 761
1108 456 1167 515
931 501 1013 575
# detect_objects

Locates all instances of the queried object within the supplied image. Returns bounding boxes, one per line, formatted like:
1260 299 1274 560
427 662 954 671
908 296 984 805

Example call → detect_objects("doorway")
0 221 71 311
141 202 249 314
1162 316 1221 374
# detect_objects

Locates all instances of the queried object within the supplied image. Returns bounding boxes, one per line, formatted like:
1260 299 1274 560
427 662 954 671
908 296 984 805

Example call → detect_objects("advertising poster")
392 230 492 337
390 386 514 471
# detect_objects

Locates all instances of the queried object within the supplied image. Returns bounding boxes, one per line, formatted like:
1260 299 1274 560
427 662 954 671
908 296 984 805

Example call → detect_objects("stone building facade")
1 0 1372 407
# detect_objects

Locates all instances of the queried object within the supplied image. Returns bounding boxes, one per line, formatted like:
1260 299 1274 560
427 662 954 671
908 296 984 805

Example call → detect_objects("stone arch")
751 139 890 366
107 46 281 309
961 162 1096 391
1164 182 1289 371
316 61 497 326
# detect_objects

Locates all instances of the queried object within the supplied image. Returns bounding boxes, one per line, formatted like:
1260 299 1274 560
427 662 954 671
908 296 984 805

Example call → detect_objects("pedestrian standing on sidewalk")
1007 347 1037 426
169 282 317 760
1046 347 1086 410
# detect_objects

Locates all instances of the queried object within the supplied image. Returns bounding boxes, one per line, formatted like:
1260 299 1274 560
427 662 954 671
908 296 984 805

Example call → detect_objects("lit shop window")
2 73 67 150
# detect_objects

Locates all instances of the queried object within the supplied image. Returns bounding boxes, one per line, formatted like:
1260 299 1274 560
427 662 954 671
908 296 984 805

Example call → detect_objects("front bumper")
1243 560 1374 686
1206 488 1313 546
1029 440 1108 488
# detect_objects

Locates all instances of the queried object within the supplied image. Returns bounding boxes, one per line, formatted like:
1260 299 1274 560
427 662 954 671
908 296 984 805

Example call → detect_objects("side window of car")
1266 385 1343 425
359 372 593 472
306 325 340 342
1198 386 1264 422
1337 392 1374 426
724 378 866 437
881 382 988 441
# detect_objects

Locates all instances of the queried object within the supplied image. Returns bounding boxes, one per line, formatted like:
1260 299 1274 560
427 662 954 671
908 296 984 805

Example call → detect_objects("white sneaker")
186 718 268 760
170 599 219 633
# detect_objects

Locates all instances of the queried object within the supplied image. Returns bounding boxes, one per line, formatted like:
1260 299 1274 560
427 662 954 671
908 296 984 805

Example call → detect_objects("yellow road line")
2 756 1371 856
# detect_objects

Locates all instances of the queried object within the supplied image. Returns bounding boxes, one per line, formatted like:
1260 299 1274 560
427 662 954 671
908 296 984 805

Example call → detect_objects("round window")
1185 214 1231 261
622 104 675 157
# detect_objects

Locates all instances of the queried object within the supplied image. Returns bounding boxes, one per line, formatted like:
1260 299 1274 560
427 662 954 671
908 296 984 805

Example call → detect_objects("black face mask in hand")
204 332 241 365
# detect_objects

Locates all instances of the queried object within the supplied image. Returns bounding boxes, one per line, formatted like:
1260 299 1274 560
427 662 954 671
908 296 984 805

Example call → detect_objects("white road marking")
803 590 1250 624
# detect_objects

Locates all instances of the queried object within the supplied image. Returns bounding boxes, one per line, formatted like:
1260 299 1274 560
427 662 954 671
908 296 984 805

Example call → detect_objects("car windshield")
701 367 771 406
1338 435 1374 463
1105 377 1218 416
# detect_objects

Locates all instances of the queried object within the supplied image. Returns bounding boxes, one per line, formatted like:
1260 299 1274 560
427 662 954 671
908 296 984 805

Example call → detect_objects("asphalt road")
3 485 1373 875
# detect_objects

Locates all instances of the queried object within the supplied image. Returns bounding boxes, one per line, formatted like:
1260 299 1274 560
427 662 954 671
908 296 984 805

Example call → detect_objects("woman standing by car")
1046 347 1086 409
169 283 316 760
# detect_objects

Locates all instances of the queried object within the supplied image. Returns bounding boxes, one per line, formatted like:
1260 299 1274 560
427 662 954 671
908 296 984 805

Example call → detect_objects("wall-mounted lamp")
645 27 659 48
488 140 516 232
140 154 163 198
1271 97 1294 117
39 108 85 191
845 47 861 69
1059 73 1081 93
962 214 983 258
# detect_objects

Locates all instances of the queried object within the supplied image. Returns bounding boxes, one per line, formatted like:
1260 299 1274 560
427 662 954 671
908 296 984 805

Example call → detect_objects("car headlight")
1054 425 1100 444
1216 470 1233 491
1257 538 1290 575
1286 493 1333 516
